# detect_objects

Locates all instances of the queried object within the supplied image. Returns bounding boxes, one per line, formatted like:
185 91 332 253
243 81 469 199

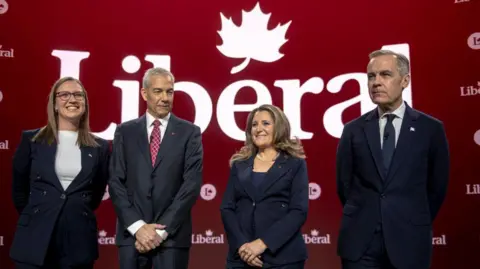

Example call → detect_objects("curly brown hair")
229 104 305 167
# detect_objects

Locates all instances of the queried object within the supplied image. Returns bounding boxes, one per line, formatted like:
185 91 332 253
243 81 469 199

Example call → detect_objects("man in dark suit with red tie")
108 67 203 269
336 50 450 269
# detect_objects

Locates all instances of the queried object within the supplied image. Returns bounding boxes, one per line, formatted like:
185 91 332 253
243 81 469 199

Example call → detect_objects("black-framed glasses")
56 91 85 101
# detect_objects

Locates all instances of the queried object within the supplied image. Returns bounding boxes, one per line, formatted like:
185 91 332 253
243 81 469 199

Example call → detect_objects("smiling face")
367 54 410 111
141 74 174 119
55 80 86 123
251 110 275 149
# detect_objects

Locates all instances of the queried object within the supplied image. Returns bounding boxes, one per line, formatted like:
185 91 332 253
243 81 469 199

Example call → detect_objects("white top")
378 102 406 149
55 130 82 190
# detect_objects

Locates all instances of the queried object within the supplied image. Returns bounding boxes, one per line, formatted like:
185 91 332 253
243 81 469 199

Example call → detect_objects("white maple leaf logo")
217 2 292 74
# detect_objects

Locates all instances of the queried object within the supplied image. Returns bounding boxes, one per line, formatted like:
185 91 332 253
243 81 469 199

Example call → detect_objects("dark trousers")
342 229 395 269
119 245 190 269
15 224 93 269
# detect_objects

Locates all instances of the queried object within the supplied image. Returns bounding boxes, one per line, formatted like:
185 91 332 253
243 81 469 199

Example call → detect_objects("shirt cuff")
156 229 168 240
127 220 146 236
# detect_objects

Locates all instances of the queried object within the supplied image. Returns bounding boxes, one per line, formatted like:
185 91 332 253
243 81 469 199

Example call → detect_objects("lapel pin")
88 153 92 157
172 132 176 135
410 127 415 132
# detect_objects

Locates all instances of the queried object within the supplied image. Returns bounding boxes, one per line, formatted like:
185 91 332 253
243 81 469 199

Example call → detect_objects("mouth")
65 105 80 111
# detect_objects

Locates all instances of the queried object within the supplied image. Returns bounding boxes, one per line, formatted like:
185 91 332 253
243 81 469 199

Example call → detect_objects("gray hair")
369 50 410 76
142 67 175 89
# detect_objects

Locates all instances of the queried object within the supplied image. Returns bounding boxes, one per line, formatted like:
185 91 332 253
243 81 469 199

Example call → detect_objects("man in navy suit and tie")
336 50 450 269
108 67 203 269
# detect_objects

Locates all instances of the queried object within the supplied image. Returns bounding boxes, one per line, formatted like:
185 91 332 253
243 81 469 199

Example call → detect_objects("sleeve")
11 131 33 214
220 164 249 251
156 125 203 237
90 140 111 211
108 125 143 230
336 124 353 206
427 122 450 221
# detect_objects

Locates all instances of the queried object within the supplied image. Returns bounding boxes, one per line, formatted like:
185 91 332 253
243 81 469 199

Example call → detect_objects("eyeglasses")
56 91 85 101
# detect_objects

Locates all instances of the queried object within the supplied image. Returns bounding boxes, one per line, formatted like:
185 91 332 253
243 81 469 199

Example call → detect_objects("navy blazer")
336 103 450 269
9 129 110 266
220 153 309 268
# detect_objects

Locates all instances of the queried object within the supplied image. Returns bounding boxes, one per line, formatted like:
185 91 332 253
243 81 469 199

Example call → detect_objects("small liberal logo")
0 90 3 103
200 183 217 201
0 0 8 15
308 182 321 200
467 32 480 50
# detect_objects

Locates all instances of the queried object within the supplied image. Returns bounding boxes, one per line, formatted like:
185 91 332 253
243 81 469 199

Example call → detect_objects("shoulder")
117 117 142 131
342 111 372 134
173 115 200 132
413 109 444 127
284 154 307 168
92 135 110 149
21 128 41 139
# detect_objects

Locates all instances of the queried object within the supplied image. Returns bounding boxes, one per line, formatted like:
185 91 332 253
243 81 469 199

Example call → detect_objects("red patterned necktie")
150 119 161 166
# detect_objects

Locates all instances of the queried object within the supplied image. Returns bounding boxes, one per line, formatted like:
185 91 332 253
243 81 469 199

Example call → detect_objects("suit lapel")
136 115 152 166
236 157 256 201
65 146 96 192
384 105 419 187
43 143 65 192
153 114 179 171
363 109 386 181
256 153 289 199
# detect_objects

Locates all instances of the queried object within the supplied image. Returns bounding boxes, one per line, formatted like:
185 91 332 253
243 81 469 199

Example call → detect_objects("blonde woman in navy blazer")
10 77 110 269
221 104 309 269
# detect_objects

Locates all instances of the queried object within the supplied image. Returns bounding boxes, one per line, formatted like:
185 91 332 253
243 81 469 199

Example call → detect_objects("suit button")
252 202 256 207
42 191 47 196
82 212 88 217
36 174 41 179
33 208 39 213
380 194 385 199
82 193 87 198
60 194 66 199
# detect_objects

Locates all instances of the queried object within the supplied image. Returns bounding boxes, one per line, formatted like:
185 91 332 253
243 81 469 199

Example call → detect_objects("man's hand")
134 224 166 251
135 240 148 253
238 239 267 267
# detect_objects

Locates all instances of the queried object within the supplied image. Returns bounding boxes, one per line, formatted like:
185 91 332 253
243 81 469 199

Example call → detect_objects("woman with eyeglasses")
9 77 110 269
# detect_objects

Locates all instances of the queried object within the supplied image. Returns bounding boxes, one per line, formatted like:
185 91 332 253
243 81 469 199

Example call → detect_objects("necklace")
256 152 279 162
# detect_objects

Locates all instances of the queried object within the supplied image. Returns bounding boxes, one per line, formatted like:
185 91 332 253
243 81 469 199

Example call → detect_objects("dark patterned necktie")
150 120 161 166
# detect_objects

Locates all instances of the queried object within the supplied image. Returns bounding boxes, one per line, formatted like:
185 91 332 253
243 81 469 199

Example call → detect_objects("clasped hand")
238 239 267 268
134 223 167 253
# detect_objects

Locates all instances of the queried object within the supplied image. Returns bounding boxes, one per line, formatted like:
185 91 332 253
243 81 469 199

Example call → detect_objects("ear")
140 88 148 101
401 74 411 90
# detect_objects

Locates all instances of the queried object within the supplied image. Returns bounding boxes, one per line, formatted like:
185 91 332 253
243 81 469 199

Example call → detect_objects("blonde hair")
32 77 99 147
229 104 305 167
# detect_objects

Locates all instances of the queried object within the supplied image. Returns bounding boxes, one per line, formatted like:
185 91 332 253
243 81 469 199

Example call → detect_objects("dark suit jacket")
336 103 450 269
108 113 203 248
9 129 110 266
220 153 309 268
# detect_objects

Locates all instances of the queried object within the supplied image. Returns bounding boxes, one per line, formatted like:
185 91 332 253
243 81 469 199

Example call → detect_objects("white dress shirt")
127 111 171 240
379 102 406 148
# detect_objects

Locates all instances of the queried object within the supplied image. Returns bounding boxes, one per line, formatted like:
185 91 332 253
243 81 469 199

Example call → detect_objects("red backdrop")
1 0 479 268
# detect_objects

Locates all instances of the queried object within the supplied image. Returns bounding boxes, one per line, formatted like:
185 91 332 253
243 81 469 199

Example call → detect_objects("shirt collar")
146 111 170 127
378 101 406 120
